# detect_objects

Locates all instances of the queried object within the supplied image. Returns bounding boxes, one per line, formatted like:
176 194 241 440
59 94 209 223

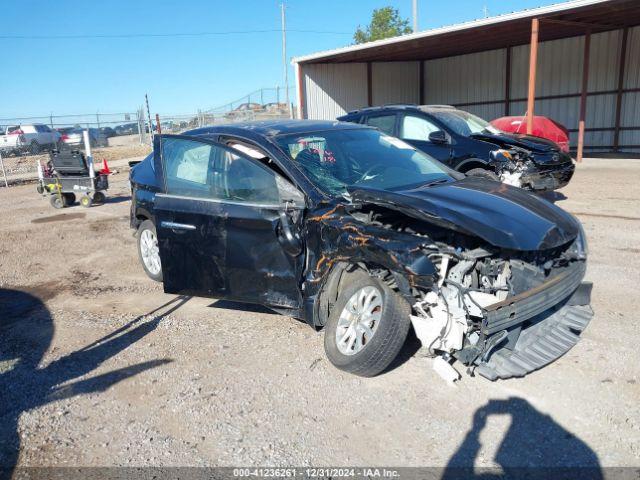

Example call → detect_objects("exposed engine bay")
354 203 592 382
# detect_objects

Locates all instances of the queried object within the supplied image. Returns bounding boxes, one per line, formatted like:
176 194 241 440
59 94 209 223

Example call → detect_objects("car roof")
183 119 370 138
342 104 458 116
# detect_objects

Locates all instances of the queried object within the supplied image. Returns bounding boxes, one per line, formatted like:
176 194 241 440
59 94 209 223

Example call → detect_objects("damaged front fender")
301 202 438 327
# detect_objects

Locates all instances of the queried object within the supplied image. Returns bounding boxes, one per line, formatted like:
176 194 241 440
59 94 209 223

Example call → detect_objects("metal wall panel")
624 25 640 89
511 36 584 98
371 62 420 105
620 91 640 127
465 103 505 122
423 49 506 105
588 30 621 92
302 63 367 120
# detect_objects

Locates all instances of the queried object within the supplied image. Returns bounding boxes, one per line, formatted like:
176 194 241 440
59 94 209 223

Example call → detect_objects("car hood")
347 177 579 251
472 131 560 153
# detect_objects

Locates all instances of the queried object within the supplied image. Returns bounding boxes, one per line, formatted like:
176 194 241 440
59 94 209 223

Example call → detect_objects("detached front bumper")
470 260 592 380
522 161 575 191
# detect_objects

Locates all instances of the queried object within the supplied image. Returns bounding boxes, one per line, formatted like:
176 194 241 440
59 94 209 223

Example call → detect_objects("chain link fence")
0 87 294 186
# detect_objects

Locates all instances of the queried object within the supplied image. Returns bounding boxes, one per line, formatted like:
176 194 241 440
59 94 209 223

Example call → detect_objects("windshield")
276 128 452 196
431 110 502 137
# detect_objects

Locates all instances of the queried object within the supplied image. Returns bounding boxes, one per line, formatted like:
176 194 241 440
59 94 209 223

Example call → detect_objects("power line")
0 29 351 40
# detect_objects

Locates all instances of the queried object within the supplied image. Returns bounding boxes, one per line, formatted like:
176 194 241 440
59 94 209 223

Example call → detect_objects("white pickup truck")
0 124 61 155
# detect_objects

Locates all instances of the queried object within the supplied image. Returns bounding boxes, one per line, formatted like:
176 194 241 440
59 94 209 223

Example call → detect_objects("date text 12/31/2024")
233 468 400 478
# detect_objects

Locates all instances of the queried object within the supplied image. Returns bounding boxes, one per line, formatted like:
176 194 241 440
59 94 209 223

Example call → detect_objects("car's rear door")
153 134 305 309
362 112 398 136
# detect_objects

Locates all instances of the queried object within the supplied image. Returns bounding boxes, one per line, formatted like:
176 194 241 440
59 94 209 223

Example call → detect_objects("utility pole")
145 94 153 142
281 2 290 116
412 0 418 32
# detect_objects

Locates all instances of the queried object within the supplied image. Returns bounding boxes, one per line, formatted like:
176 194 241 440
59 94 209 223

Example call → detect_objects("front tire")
324 269 411 377
466 167 499 181
137 219 163 282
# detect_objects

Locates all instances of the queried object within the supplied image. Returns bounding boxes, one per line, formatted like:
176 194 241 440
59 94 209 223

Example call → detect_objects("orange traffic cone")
100 158 111 175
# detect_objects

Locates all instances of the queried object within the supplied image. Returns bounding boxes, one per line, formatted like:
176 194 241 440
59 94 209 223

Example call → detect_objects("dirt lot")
0 158 639 471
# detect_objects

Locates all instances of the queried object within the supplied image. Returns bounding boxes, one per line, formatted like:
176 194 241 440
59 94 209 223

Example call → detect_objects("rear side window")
401 115 440 141
161 137 280 204
365 115 396 135
162 138 211 198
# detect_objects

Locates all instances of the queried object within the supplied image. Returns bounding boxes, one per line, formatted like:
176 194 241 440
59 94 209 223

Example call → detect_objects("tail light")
9 129 23 135
61 134 69 141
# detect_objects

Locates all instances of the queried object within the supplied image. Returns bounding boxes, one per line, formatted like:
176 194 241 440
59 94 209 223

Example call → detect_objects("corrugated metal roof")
293 0 639 64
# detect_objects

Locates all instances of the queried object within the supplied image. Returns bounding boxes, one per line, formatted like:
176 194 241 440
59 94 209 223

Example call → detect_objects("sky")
0 0 561 119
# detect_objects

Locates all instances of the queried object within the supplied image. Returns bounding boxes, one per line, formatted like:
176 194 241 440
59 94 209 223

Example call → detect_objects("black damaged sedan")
129 120 592 381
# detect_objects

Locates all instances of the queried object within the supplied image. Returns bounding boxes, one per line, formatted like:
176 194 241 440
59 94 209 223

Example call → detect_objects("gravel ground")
0 158 639 471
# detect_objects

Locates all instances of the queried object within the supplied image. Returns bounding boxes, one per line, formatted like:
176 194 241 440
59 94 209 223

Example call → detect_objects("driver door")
399 114 452 163
154 135 306 309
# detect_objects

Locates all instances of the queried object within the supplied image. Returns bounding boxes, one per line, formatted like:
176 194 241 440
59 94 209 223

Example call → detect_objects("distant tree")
353 6 413 44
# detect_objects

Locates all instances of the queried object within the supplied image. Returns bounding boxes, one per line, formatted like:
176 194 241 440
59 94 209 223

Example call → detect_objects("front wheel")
137 219 163 282
93 191 106 204
324 269 411 377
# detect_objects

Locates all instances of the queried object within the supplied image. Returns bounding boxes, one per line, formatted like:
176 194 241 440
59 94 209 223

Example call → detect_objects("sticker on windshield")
380 135 415 150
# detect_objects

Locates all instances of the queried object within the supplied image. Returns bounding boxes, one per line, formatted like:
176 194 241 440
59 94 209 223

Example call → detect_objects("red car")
491 116 570 153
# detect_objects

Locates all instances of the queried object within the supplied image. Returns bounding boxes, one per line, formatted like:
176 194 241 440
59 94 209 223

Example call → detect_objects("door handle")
160 221 196 231
277 211 302 256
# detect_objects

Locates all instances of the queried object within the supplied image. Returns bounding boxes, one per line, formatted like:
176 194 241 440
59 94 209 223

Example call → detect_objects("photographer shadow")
443 397 602 479
0 289 189 479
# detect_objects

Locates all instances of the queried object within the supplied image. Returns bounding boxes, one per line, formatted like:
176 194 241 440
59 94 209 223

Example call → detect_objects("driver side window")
161 137 281 205
401 115 440 142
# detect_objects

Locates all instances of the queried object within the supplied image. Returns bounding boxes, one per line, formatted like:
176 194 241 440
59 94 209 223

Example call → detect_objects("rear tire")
29 142 41 155
93 191 106 204
137 219 163 282
50 195 65 209
324 269 411 377
466 168 499 181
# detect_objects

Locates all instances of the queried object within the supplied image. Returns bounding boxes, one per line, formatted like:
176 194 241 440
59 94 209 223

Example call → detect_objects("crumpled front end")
409 229 592 381
491 147 575 192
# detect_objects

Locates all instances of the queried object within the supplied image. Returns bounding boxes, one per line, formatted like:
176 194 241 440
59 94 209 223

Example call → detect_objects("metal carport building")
292 0 640 159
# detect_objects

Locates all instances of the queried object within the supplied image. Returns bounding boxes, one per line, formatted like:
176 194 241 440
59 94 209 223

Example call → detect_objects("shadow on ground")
0 289 189 479
443 397 602 479
538 191 568 204
208 299 276 315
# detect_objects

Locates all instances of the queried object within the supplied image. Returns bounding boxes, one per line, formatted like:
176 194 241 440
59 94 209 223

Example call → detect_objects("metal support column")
367 62 373 107
577 31 591 163
613 27 629 152
0 152 8 188
505 46 512 116
526 18 539 135
419 61 425 105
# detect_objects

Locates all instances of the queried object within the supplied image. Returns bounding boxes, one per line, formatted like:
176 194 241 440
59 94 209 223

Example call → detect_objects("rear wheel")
466 168 499 181
324 269 411 377
50 195 65 209
93 191 106 204
137 219 163 282
29 142 41 155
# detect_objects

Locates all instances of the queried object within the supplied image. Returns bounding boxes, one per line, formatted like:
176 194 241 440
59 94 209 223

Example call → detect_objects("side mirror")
429 130 448 144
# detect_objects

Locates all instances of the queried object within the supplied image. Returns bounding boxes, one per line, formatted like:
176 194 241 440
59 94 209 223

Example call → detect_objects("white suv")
0 124 61 155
